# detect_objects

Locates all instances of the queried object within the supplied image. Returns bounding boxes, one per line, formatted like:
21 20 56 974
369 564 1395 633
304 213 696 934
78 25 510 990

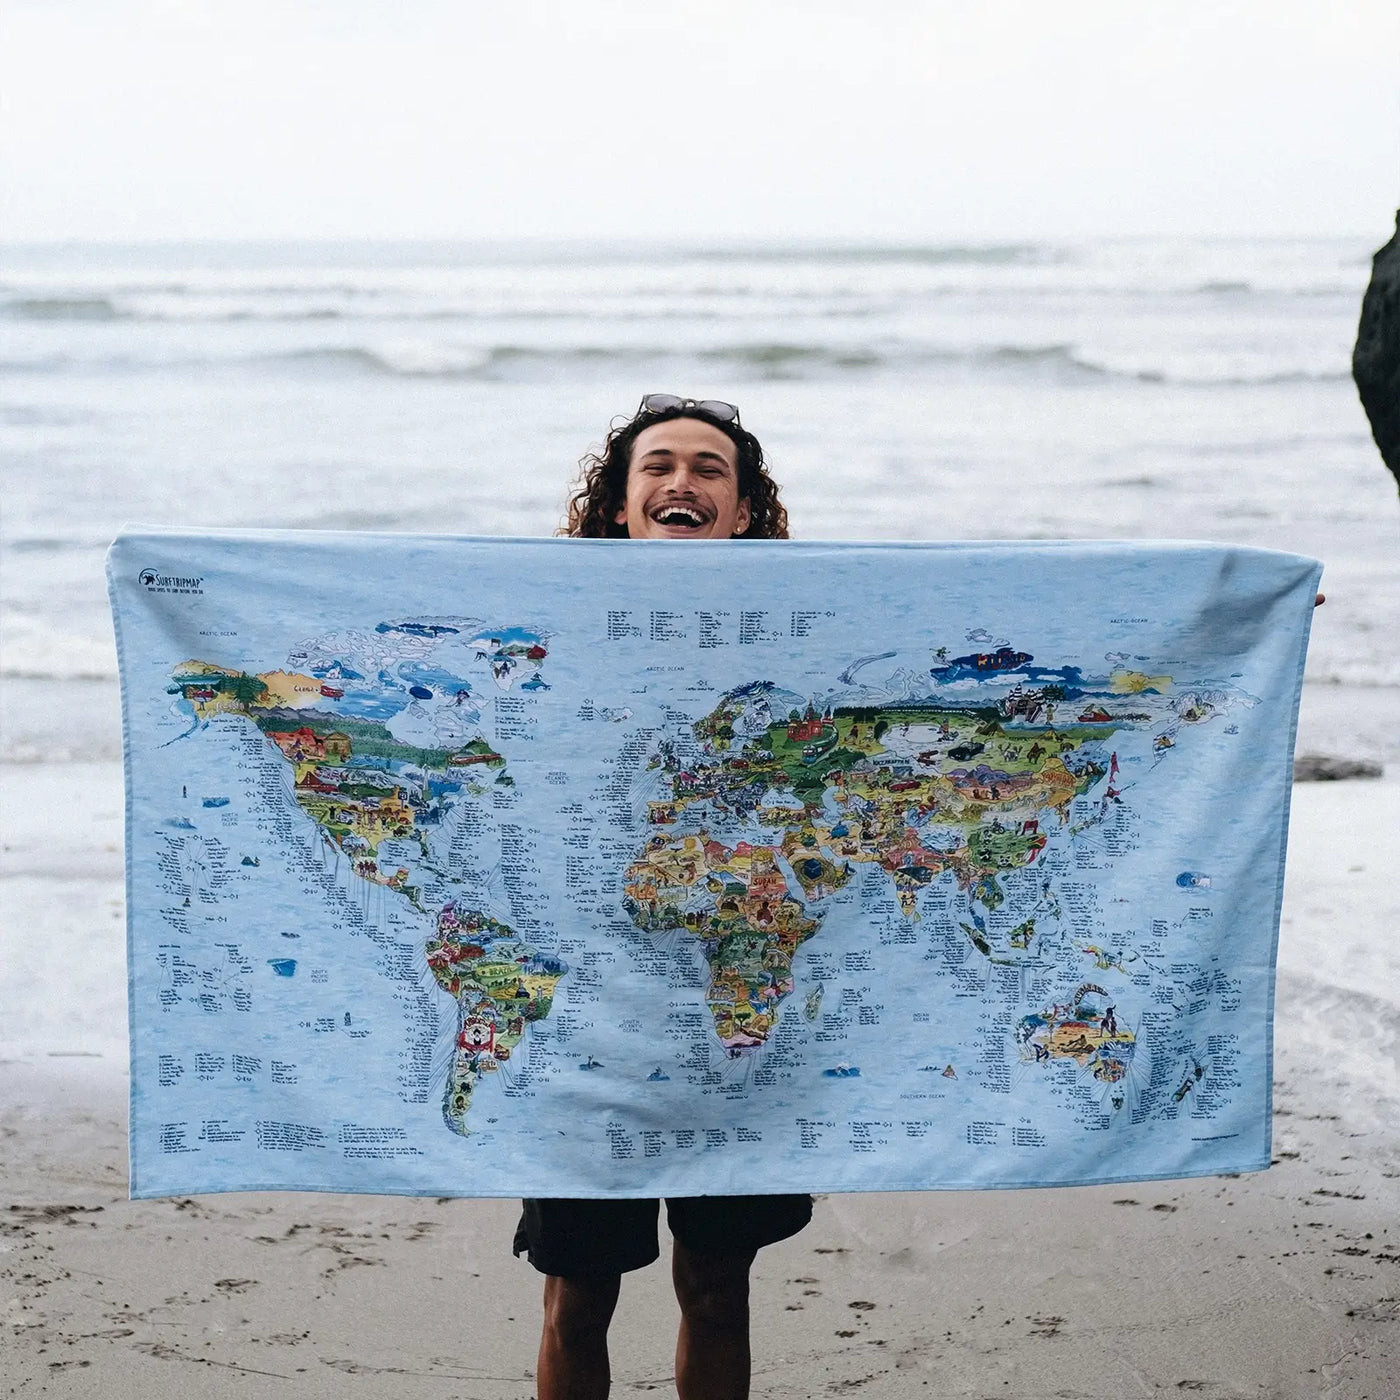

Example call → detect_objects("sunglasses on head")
637 393 742 427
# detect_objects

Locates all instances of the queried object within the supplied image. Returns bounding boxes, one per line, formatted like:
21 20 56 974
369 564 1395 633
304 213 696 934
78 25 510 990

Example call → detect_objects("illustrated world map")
109 533 1321 1198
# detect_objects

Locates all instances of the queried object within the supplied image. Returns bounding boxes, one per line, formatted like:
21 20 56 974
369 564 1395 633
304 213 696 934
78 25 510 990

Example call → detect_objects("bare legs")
672 1240 756 1400
538 1272 620 1400
535 1243 756 1400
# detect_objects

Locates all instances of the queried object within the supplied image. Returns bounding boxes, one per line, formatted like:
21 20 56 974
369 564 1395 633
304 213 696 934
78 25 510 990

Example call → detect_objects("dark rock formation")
1353 211 1400 495
1293 752 1383 783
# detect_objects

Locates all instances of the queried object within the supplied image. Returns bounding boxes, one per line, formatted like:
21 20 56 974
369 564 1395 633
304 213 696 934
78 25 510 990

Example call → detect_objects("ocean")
2 237 1396 1131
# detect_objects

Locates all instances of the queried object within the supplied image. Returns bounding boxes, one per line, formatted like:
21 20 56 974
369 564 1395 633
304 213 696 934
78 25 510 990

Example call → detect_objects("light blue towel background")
108 531 1320 1199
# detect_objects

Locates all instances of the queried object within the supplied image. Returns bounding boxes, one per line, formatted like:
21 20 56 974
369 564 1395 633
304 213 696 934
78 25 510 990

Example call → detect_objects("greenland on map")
108 531 1320 1199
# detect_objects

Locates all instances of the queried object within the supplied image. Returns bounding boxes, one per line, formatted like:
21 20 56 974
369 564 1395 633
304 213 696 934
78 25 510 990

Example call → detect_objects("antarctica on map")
108 530 1321 1199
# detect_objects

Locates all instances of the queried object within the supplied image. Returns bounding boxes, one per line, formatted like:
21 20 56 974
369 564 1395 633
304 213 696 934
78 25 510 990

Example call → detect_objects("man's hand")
1315 594 1325 607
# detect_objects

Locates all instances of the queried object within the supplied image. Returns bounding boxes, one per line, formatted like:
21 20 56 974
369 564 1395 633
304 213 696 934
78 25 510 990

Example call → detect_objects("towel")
108 531 1320 1198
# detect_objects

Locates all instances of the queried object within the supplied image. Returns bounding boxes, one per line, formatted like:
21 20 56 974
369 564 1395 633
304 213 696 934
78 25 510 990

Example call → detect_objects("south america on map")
109 532 1321 1198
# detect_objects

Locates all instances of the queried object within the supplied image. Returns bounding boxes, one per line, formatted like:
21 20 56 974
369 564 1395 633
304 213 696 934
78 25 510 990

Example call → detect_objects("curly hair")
562 403 789 539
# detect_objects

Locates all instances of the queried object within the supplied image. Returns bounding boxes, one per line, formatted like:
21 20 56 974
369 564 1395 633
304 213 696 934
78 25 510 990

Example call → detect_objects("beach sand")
4 695 1398 1398
3 1045 1396 1399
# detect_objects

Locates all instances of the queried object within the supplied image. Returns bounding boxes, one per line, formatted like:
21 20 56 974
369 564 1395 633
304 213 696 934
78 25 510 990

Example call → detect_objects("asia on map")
108 532 1321 1199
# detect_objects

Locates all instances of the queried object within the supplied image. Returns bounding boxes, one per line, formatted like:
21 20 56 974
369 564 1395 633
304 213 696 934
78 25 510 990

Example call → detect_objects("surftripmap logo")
139 568 204 595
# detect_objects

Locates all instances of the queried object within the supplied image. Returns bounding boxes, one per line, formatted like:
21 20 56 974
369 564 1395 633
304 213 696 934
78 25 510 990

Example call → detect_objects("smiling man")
523 396 801 1400
614 414 752 538
563 393 788 543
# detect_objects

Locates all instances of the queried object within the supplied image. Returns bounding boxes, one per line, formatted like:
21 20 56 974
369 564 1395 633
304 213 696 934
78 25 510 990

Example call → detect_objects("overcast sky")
2 0 1398 244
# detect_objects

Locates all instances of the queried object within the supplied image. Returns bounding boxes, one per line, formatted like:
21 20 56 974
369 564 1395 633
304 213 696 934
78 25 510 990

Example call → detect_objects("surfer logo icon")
136 568 204 595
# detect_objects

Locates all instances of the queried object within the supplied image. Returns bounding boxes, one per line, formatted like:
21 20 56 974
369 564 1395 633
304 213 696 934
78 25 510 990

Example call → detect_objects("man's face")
614 418 752 540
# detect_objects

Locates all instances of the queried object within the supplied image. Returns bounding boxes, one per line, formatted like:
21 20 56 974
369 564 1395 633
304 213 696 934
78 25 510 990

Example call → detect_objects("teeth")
655 506 704 526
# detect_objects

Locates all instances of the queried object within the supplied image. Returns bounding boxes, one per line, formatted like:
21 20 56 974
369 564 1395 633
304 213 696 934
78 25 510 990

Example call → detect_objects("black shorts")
513 1195 813 1277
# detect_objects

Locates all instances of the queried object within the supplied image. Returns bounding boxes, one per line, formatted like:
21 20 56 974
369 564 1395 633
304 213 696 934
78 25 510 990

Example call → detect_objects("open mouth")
650 503 711 529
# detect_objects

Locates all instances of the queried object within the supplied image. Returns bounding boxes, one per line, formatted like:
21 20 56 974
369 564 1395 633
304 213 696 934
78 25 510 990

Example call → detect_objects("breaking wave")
0 336 1350 385
1 296 126 321
250 340 1356 386
0 616 118 682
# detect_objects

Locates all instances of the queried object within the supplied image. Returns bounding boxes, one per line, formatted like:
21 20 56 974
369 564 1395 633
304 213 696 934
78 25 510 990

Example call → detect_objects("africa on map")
109 532 1320 1199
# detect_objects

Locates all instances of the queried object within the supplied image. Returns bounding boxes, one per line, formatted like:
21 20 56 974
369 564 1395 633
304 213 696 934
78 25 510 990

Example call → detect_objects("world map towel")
108 531 1321 1199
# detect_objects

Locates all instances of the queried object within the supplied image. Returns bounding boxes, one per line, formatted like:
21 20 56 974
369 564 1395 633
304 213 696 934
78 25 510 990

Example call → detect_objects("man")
515 395 806 1400
560 393 789 542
